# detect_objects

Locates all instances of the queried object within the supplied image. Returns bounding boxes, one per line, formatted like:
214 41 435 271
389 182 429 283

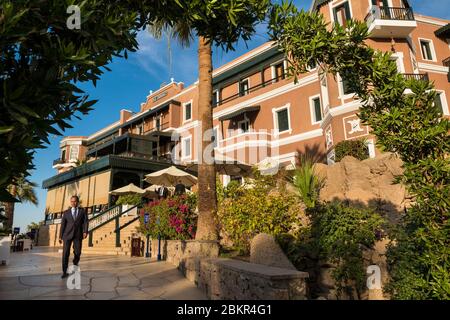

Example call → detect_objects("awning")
218 105 260 122
435 23 450 38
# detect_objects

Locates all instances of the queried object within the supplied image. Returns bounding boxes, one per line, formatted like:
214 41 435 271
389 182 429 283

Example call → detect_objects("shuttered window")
277 108 290 132
312 97 323 122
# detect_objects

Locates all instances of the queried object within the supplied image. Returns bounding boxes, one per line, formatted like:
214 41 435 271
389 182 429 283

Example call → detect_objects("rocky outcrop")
250 233 297 271
316 153 412 223
311 153 410 300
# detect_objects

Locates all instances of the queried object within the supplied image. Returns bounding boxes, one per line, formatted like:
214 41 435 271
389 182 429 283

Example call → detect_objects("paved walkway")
0 247 206 300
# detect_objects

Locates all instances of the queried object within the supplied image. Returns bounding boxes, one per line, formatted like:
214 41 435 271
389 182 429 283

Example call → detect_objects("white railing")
88 206 122 231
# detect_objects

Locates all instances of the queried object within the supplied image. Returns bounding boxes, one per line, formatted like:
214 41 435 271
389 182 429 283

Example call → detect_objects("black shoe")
61 273 69 279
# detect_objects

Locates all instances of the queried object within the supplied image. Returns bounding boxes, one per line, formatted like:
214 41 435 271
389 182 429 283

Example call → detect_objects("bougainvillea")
138 194 197 240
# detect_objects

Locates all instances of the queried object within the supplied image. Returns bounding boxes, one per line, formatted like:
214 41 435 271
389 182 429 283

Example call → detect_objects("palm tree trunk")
4 185 17 231
195 36 218 241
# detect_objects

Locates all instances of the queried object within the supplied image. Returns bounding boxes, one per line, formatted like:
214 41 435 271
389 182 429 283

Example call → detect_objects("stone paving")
0 247 206 300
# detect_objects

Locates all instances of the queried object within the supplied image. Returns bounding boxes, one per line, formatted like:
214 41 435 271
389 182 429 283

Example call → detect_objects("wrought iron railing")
213 74 285 107
402 73 429 82
365 6 415 22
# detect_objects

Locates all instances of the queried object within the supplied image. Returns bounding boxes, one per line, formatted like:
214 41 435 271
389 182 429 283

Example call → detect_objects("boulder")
250 233 297 271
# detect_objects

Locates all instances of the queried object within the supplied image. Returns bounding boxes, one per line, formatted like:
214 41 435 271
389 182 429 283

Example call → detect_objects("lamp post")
156 216 161 261
144 212 150 258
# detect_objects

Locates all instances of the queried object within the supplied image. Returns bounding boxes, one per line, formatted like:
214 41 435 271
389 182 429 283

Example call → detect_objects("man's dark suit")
59 207 88 274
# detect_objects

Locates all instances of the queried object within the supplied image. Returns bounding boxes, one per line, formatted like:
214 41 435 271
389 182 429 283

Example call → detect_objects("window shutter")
185 103 191 120
314 98 322 122
434 93 443 113
277 109 289 132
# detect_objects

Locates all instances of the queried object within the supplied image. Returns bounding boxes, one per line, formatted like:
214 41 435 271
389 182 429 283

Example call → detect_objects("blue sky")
12 0 450 233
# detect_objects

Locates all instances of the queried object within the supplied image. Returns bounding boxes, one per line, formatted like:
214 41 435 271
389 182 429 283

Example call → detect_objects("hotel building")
39 0 449 250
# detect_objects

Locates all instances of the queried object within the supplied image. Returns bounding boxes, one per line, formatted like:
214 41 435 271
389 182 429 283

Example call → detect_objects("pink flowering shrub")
138 194 197 240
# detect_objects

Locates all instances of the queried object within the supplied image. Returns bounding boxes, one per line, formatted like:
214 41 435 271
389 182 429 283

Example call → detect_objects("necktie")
73 208 77 220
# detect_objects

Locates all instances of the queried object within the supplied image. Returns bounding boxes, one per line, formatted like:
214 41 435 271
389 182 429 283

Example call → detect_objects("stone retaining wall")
179 257 309 300
149 238 308 300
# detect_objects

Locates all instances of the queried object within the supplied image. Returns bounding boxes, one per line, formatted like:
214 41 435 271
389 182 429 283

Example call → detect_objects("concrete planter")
0 235 11 265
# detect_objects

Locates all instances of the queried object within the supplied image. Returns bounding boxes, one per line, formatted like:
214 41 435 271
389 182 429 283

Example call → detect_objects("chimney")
120 109 133 124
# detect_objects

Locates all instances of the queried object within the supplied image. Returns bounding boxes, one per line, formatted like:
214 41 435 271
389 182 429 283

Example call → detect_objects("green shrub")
115 194 142 206
292 156 324 208
217 170 305 254
138 194 197 240
334 139 369 162
277 202 384 299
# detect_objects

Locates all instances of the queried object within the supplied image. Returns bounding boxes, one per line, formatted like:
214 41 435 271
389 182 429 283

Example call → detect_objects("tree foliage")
269 2 450 299
217 170 306 254
334 139 369 162
0 0 269 201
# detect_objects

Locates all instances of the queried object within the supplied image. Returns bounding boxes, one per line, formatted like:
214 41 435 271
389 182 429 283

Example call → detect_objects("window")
341 73 353 96
212 90 220 106
239 79 249 96
434 92 444 114
276 108 290 132
69 145 79 161
138 125 143 135
61 150 66 161
238 119 250 133
184 102 192 121
182 137 191 158
155 117 161 130
333 2 351 27
311 96 323 123
274 62 285 80
420 40 434 61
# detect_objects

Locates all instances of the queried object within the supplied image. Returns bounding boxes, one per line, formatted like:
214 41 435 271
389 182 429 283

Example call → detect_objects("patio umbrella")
186 153 252 176
109 183 145 195
144 166 197 187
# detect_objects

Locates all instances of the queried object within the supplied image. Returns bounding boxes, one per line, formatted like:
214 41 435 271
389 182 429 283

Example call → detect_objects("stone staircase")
82 214 141 256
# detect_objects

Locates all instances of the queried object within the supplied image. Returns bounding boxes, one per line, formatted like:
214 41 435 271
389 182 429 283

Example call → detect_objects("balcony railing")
365 6 415 22
213 74 285 107
403 73 429 82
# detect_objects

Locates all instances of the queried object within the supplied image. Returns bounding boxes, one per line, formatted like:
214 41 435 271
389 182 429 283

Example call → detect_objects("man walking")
59 195 88 279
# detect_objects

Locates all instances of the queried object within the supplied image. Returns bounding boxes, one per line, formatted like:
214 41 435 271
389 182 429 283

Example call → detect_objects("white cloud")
132 30 199 86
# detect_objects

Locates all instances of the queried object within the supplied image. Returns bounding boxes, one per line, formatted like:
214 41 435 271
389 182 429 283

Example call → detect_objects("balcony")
213 74 284 107
403 73 429 82
365 6 417 38
52 158 65 166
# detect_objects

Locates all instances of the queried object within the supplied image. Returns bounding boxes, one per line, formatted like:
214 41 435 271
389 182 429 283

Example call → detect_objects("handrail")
114 216 140 233
403 73 429 82
365 6 415 22
88 204 122 232
88 203 142 233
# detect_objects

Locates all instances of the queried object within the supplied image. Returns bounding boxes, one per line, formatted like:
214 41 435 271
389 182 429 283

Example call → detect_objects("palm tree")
148 21 218 240
147 0 269 241
2 176 39 231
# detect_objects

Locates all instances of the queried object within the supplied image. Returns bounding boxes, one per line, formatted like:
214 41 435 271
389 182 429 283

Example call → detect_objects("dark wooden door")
131 238 141 257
